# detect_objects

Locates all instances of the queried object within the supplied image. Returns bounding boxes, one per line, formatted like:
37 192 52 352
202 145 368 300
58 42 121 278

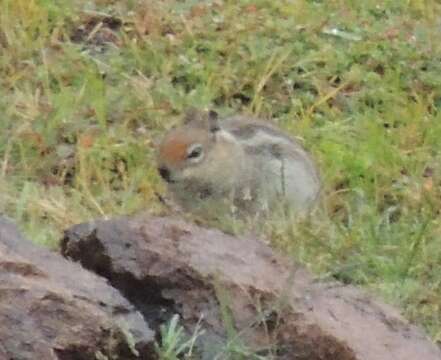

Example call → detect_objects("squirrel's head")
157 109 221 184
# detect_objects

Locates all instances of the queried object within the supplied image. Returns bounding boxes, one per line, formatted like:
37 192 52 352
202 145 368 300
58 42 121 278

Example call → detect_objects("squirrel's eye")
187 144 203 160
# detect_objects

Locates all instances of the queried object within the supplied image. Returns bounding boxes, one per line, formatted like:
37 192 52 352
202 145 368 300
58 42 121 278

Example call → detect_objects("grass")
1 0 441 344
155 314 203 359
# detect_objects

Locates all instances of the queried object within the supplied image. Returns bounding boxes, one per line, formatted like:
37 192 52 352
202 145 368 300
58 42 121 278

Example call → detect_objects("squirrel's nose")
158 166 172 183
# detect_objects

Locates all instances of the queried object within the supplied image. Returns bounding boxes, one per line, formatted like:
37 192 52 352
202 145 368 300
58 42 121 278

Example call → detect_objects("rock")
62 215 441 360
0 216 156 360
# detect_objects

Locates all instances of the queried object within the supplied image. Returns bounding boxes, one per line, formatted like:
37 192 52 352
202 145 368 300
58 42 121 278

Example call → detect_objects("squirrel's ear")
208 110 220 133
183 108 220 133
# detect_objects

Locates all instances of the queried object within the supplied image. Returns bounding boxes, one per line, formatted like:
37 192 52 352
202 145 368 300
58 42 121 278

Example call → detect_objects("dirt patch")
70 12 122 53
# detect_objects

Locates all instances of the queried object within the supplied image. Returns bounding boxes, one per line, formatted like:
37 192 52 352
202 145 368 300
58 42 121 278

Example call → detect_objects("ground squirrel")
157 109 321 217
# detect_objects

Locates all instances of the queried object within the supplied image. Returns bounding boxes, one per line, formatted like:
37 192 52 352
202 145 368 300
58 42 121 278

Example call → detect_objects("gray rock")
62 215 441 360
0 216 156 360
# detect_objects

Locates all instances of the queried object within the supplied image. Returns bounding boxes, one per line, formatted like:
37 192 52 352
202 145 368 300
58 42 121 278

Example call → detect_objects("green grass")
1 0 441 343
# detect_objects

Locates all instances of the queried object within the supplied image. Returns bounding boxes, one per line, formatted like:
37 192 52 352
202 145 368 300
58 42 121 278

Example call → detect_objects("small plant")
155 314 204 360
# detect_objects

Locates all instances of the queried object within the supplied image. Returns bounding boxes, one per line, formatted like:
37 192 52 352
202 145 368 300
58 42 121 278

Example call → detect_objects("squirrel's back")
222 115 320 210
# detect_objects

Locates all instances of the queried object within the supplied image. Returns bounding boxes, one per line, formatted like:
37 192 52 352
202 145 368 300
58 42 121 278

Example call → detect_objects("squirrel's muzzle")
158 166 174 183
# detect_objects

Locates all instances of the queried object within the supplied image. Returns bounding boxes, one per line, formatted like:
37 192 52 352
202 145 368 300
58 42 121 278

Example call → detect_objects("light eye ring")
187 144 204 161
